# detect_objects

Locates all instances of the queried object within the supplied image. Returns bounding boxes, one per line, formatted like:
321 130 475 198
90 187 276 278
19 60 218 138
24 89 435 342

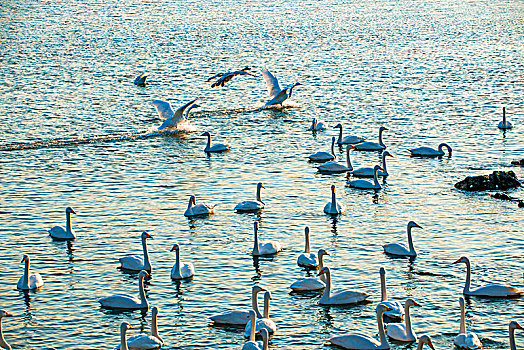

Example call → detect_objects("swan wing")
151 100 174 120
235 200 264 212
341 135 366 144
379 301 404 319
259 241 282 255
383 243 411 256
355 142 383 150
330 332 382 349
261 67 281 98
119 256 145 271
351 167 374 177
409 147 439 156
465 332 482 349
49 225 71 238
98 294 142 309
173 98 198 121
207 72 225 82
386 323 411 341
308 152 334 162
210 310 250 325
126 334 163 350
181 262 195 278
242 340 264 350
297 253 318 268
244 318 277 337
470 283 521 297
323 289 369 305
349 179 375 189
29 273 44 289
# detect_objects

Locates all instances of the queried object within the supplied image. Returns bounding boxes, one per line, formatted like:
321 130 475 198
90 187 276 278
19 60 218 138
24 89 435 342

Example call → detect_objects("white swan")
120 306 163 349
354 127 388 151
386 298 420 342
134 73 147 86
208 67 257 88
454 297 482 350
297 227 318 269
242 310 264 350
244 291 277 337
318 145 354 174
318 267 369 305
308 137 335 162
290 249 329 291
184 195 215 217
98 270 149 310
49 207 76 240
509 321 522 350
334 123 366 144
0 310 12 350
17 255 44 290
383 221 422 258
183 103 199 120
210 285 266 325
261 67 301 108
118 322 132 350
201 131 230 153
379 267 404 321
409 143 452 157
310 118 327 131
498 107 513 130
119 232 153 272
170 243 195 280
453 256 521 297
416 335 435 350
153 98 198 131
348 165 383 190
252 222 282 256
351 151 393 178
324 185 345 215
235 182 265 212
329 303 391 349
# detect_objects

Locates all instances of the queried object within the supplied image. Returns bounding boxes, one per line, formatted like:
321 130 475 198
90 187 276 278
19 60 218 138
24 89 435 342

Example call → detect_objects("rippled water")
1 0 523 349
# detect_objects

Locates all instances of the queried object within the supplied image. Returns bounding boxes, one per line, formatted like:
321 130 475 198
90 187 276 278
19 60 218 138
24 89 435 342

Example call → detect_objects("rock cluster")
454 171 521 191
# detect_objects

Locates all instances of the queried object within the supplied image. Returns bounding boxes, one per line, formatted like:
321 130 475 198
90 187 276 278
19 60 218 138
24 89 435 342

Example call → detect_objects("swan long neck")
320 269 332 301
175 248 181 277
249 312 256 341
263 294 270 319
138 274 148 308
464 260 471 295
142 236 150 271
331 188 337 208
23 258 30 289
380 272 387 301
407 226 415 254
503 107 506 124
378 129 385 147
337 126 343 143
459 299 466 334
256 186 262 203
509 325 517 350
0 316 9 350
151 311 162 343
120 327 129 350
262 331 269 350
186 198 193 211
252 289 262 318
318 254 327 283
381 153 388 173
346 147 352 170
253 226 260 255
205 134 211 150
373 167 380 187
377 308 389 347
330 138 335 156
405 304 414 338
304 230 310 253
66 210 72 234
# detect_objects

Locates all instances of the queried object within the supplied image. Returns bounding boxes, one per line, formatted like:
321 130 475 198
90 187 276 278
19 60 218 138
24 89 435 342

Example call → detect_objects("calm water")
0 0 523 349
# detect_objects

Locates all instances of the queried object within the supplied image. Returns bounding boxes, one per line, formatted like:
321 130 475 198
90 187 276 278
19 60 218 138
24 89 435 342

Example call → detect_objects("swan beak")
20 256 26 263
71 208 76 214
428 339 435 350
200 132 206 136
415 223 422 229
5 312 12 317
413 301 421 307
452 258 461 264
516 323 523 330
378 166 384 171
144 272 150 278
146 233 153 239
383 305 392 311
348 145 355 149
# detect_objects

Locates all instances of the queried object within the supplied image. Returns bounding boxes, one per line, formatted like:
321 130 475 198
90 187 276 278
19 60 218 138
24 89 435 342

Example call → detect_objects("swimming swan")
409 143 452 157
297 227 318 269
498 107 513 130
17 255 44 290
386 298 420 342
49 207 76 240
0 310 12 350
383 221 422 258
235 182 265 212
252 222 282 256
324 185 345 215
261 67 301 108
184 195 215 217
134 73 147 86
348 165 383 190
117 322 132 350
201 131 230 153
378 267 404 321
98 270 149 310
351 151 393 177
310 118 327 131
210 285 267 325
119 232 153 272
244 291 277 337
453 256 521 297
334 123 365 144
153 98 198 131
509 321 522 350
119 306 163 349
290 249 329 291
318 145 354 173
454 297 482 349
308 137 335 162
242 310 264 350
170 243 195 280
318 267 369 305
354 127 388 151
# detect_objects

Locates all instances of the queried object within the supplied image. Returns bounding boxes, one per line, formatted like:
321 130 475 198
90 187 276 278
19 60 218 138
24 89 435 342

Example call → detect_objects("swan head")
253 221 259 232
263 291 272 300
188 195 196 205
418 335 435 350
152 306 159 317
379 267 385 275
377 303 392 314
141 231 153 240
0 310 12 318
248 309 256 319
257 182 265 190
253 285 267 293
374 165 384 171
138 270 150 279
201 131 211 137
304 226 310 236
383 151 393 158
260 328 269 343
318 266 330 276
331 184 336 193
170 243 180 252
458 296 465 308
334 123 342 129
318 249 329 257
408 221 422 229
66 207 76 214
21 255 29 263
120 322 132 332
510 321 522 331
453 256 469 265
406 298 420 308
379 126 388 132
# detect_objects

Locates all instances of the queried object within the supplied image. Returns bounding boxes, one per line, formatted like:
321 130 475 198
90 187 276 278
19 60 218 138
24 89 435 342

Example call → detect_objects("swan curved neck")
205 134 211 150
407 226 415 254
331 189 337 208
330 138 335 156
378 129 385 147
256 186 262 203
23 258 30 289
380 272 387 301
346 147 352 170
138 275 148 308
381 153 388 173
377 309 389 347
0 316 9 350
175 249 181 277
252 289 262 318
463 261 471 295
253 227 260 255
120 328 129 350
405 304 414 338
142 236 150 271
304 231 310 253
509 326 517 350
249 313 256 341
320 270 332 301
318 254 327 283
337 126 343 143
151 312 162 343
373 168 380 187
459 300 466 334
503 107 506 124
186 198 193 211
263 295 270 319
66 211 72 234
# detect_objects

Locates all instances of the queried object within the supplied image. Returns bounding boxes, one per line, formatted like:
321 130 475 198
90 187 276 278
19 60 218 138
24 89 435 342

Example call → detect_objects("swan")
453 256 521 297
170 243 195 280
209 285 266 325
386 298 420 342
49 207 76 240
509 321 522 350
0 310 12 350
201 131 230 153
183 103 199 120
324 185 345 215
348 165 383 190
242 310 264 350
383 221 422 258
334 123 366 144
244 291 277 337
98 270 149 310
134 73 147 86
416 335 435 350
235 182 265 212
290 249 329 291
184 195 215 217
318 145 354 174
454 297 482 350
252 222 282 256
17 255 44 290
498 107 513 130
119 231 153 272
119 306 163 349
118 322 132 350
207 67 257 88
378 267 404 321
318 267 369 305
297 227 318 269
308 136 335 162
310 118 327 131
329 303 392 349
351 151 393 177
153 98 198 131
354 127 388 151
409 143 452 157
261 67 301 108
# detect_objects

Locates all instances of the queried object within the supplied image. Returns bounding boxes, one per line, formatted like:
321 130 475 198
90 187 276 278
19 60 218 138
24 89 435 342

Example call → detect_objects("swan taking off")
329 303 391 349
379 267 404 321
134 73 147 86
170 243 195 280
0 310 12 350
252 221 282 256
324 185 345 215
409 143 452 157
152 98 198 131
119 306 163 349
261 67 301 108
318 267 369 305
290 249 329 291
334 123 366 144
453 256 522 297
201 131 230 153
207 67 257 88
244 291 277 337
310 118 327 131
235 182 265 212
454 297 482 350
210 285 267 325
98 270 149 310
49 207 76 240
184 195 215 217
17 255 44 290
318 145 354 174
386 298 420 342
297 227 318 269
498 107 513 129
351 151 393 178
383 221 422 258
509 321 522 350
119 231 153 272
348 165 383 190
309 136 335 162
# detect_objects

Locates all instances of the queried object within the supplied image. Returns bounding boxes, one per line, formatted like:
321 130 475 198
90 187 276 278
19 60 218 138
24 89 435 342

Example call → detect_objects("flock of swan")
1 67 519 350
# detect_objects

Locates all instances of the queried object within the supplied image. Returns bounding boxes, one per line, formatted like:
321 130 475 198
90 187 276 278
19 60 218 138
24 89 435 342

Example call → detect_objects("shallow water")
0 0 523 349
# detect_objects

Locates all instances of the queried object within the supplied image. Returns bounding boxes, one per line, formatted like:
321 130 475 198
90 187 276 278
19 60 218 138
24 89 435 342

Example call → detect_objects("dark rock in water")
455 171 521 191
491 192 513 201
511 159 524 166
